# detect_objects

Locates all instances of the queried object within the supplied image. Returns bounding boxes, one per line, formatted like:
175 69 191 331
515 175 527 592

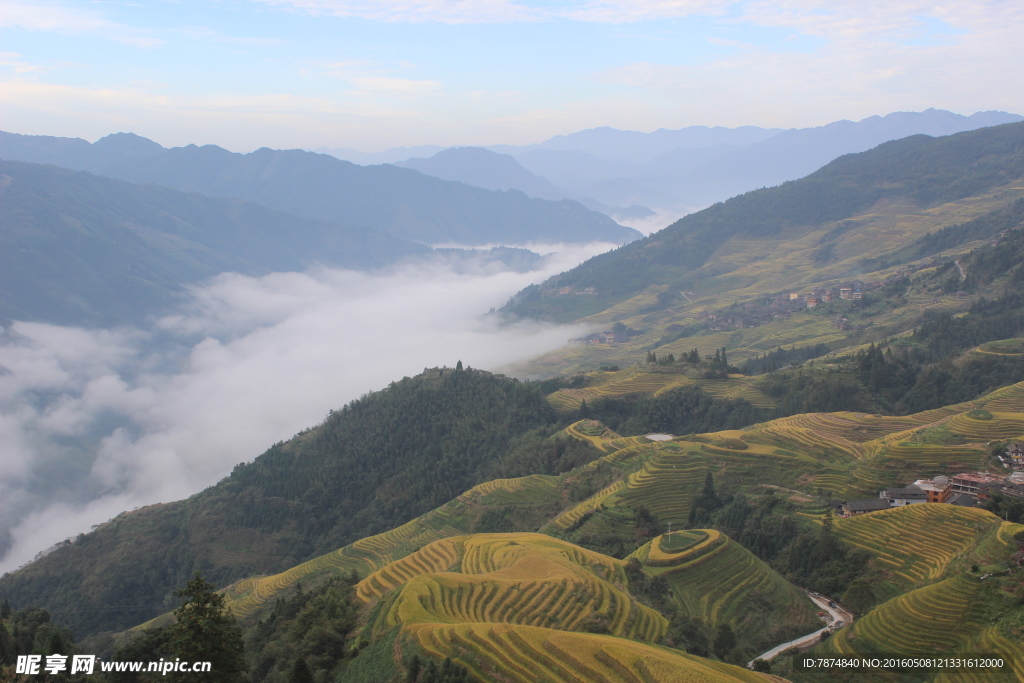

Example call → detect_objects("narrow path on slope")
747 591 854 668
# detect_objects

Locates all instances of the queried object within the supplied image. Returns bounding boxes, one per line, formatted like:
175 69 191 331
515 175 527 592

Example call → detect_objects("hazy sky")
0 244 610 573
2 0 1023 151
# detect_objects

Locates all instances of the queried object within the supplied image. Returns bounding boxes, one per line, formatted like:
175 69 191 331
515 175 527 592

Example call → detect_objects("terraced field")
634 533 819 653
219 384 1024 627
358 534 669 650
220 475 564 620
978 382 1024 413
409 623 778 683
834 505 1015 588
564 419 622 447
819 573 1024 683
822 574 983 654
617 449 713 525
546 368 774 412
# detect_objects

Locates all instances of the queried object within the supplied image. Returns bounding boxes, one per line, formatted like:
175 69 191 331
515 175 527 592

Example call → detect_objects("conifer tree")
288 658 314 683
167 572 247 682
713 623 736 660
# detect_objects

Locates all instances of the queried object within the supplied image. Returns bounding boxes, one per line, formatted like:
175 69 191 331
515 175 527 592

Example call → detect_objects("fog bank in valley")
0 243 610 574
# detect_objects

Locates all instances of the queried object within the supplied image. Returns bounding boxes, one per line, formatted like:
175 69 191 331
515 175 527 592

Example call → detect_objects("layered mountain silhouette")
0 160 429 326
361 109 1022 216
0 131 641 246
396 147 655 221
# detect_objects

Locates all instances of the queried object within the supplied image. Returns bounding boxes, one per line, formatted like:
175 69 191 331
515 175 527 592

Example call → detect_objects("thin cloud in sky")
0 0 161 47
256 0 543 24
0 0 1023 161
0 244 610 574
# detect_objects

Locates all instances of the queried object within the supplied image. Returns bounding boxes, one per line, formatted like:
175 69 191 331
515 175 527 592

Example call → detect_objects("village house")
841 498 890 516
951 472 1008 497
912 476 952 503
1008 443 1024 470
558 286 574 295
947 493 979 507
789 292 800 301
822 292 833 302
839 287 853 299
806 297 819 308
879 484 927 507
852 290 862 300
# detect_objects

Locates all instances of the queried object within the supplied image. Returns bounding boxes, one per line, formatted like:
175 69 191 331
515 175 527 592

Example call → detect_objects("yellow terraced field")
548 371 692 410
410 623 777 683
834 505 1011 586
947 412 1024 440
550 479 628 531
547 369 775 411
617 450 713 524
821 574 1024 683
823 574 981 655
978 381 1024 413
359 534 666 646
220 476 564 619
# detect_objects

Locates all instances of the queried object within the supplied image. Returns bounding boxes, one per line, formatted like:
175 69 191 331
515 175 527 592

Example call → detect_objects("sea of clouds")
0 242 612 574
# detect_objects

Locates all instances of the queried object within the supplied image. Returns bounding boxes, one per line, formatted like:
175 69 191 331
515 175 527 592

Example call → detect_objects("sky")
0 243 611 573
2 0 1024 152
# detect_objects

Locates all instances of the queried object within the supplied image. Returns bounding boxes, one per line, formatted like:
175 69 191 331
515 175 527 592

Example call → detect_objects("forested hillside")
0 368 599 636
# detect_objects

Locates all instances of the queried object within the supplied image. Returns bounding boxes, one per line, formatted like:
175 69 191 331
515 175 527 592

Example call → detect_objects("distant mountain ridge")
0 131 640 246
513 109 1024 213
395 146 655 222
318 109 1022 217
0 160 428 326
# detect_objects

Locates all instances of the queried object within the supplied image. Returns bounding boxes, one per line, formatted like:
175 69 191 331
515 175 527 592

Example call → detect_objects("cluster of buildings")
837 466 1024 516
781 285 863 310
549 285 597 296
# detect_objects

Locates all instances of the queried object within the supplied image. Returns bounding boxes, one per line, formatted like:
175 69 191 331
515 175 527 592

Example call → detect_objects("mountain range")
0 131 640 247
331 109 1024 218
6 113 1024 683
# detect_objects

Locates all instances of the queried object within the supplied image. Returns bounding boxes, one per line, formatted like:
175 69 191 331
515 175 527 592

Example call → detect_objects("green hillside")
0 368 597 636
505 121 1024 322
0 159 425 325
631 532 820 655
809 571 1024 683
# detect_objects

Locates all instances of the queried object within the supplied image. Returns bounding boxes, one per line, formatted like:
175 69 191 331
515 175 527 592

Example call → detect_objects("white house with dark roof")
879 484 927 507
841 498 890 516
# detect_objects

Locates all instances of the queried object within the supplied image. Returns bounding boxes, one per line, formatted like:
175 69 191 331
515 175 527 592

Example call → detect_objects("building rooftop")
912 479 950 493
952 472 1006 485
883 485 926 497
948 493 979 508
845 498 891 512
